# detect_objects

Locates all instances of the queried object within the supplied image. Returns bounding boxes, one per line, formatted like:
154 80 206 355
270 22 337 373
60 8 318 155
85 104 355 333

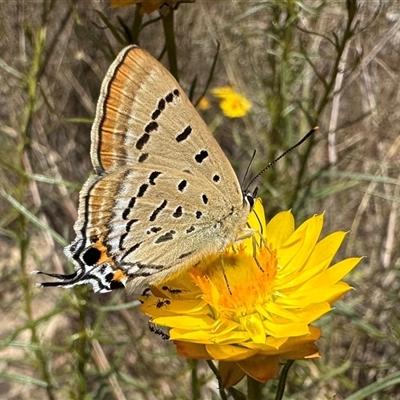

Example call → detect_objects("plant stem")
247 376 264 400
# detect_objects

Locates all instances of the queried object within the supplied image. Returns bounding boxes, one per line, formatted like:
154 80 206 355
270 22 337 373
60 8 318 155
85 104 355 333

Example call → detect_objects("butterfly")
34 45 254 293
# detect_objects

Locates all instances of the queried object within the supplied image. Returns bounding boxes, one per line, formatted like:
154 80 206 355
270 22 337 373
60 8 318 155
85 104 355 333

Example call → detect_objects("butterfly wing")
91 46 240 189
38 45 250 293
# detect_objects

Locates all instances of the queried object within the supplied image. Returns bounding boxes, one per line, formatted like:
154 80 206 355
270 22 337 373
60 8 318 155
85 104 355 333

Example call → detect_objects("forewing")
90 45 242 198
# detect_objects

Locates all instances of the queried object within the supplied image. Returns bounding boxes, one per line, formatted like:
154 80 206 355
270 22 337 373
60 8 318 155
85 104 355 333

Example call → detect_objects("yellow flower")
212 86 251 118
110 0 184 15
198 96 210 110
140 200 362 387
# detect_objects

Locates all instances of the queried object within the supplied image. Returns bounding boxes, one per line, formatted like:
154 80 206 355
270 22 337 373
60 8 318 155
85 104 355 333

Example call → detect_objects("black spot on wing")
213 174 220 182
178 180 187 192
136 133 150 150
83 247 101 266
195 150 208 163
145 121 158 133
126 219 139 231
147 226 162 235
151 109 161 120
173 206 183 218
202 194 208 205
138 153 148 163
149 199 168 221
120 219 139 248
121 242 142 261
110 280 125 290
137 184 148 197
158 98 166 111
178 251 194 259
186 226 195 234
149 171 161 185
176 126 192 143
135 262 165 272
122 197 136 220
154 230 176 244
119 233 128 250
195 211 202 219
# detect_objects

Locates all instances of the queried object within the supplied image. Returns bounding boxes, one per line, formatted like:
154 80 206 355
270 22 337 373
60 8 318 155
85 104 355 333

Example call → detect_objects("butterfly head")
243 186 258 210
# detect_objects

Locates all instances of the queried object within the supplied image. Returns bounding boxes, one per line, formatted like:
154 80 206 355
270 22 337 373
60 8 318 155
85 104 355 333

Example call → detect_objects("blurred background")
0 1 399 399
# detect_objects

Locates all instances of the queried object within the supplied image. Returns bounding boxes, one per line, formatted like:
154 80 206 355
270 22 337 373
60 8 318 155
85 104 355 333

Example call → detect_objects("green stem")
17 23 57 400
206 360 228 400
161 9 179 81
189 359 200 400
275 360 295 400
247 376 264 400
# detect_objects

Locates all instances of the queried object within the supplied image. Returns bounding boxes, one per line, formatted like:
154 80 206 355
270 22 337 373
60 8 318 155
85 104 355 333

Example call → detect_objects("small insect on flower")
162 286 183 295
148 321 170 340
156 299 171 309
142 287 152 296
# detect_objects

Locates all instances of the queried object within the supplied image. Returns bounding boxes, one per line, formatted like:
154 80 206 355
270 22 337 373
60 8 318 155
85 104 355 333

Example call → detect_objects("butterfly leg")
235 228 255 241
219 255 232 295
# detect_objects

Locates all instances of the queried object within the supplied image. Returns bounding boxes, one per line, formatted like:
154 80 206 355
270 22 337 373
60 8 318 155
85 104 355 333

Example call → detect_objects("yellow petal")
298 257 362 292
174 341 210 359
263 320 311 338
276 284 351 307
154 315 215 330
248 199 266 231
170 328 250 344
168 299 209 315
213 331 251 344
278 326 321 352
274 257 332 291
240 313 266 344
296 302 332 323
265 210 294 248
219 361 246 388
258 302 302 322
325 282 353 303
206 344 257 361
281 342 320 360
305 231 347 272
242 337 288 353
279 214 324 272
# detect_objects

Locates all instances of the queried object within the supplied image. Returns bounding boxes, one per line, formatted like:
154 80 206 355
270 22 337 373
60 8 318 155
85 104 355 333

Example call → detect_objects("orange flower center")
190 245 278 323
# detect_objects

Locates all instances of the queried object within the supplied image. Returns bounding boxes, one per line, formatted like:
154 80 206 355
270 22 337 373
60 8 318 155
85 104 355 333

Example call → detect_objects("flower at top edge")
211 86 251 118
110 0 186 15
140 199 362 387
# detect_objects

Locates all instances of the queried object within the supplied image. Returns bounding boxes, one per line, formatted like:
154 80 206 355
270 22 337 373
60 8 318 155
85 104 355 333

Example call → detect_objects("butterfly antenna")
241 149 257 189
245 127 318 192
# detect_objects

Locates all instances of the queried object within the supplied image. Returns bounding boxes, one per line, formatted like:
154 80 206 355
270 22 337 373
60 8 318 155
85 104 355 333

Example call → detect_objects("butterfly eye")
244 192 255 209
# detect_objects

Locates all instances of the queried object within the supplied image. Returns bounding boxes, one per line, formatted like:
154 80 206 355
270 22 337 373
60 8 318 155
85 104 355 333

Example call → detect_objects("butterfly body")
36 46 251 293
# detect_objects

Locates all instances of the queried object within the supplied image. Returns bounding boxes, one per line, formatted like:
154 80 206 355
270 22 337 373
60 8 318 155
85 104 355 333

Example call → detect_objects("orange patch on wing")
113 269 128 282
92 239 115 266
